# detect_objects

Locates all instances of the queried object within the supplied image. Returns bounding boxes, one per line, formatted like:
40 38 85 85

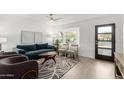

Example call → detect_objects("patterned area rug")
37 56 79 79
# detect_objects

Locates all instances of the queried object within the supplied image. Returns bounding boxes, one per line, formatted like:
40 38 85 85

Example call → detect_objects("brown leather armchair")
0 51 17 55
0 52 20 59
0 53 38 79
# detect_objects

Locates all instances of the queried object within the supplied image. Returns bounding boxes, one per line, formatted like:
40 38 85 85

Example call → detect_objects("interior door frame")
95 23 115 61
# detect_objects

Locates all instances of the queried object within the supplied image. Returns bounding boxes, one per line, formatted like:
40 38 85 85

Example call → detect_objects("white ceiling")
51 14 111 25
0 14 121 25
24 14 120 25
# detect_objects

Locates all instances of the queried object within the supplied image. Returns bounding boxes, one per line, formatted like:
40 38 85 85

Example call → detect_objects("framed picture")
21 31 43 44
34 32 43 43
21 31 34 44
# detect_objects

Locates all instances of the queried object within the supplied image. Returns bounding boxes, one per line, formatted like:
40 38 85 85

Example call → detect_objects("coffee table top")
39 51 57 57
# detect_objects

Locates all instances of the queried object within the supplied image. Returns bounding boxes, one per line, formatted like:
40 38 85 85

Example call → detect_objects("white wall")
0 14 123 58
0 15 46 51
123 24 124 54
123 16 124 54
57 15 123 58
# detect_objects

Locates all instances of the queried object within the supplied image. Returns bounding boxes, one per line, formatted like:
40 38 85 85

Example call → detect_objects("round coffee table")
39 51 57 64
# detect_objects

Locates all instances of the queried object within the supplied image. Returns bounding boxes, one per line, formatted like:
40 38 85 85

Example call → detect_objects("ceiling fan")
48 14 64 22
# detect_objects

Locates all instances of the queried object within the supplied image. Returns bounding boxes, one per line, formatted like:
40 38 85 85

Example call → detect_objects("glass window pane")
98 34 111 41
98 26 112 33
98 49 112 56
98 42 112 49
65 31 77 44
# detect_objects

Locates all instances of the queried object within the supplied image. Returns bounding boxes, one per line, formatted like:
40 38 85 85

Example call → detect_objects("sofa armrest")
16 48 26 54
0 54 20 59
47 45 56 50
1 52 17 55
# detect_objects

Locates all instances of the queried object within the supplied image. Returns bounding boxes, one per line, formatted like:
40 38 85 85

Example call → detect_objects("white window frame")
59 27 80 45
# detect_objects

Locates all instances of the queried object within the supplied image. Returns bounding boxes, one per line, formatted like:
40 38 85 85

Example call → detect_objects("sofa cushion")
25 49 54 56
36 43 48 50
16 48 26 54
47 45 56 49
25 49 54 59
17 44 37 52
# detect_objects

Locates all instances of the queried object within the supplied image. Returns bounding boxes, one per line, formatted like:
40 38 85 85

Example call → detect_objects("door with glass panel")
95 23 115 61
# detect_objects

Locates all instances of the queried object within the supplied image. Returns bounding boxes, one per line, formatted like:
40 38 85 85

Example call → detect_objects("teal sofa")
16 43 56 60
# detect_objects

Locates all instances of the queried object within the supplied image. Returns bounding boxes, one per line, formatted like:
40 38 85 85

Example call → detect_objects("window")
62 27 80 45
52 27 80 46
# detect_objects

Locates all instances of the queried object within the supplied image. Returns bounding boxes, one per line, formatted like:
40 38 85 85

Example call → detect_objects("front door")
95 23 115 61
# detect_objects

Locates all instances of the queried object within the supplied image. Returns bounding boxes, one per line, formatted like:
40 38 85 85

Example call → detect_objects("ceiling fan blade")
46 14 64 22
54 18 64 21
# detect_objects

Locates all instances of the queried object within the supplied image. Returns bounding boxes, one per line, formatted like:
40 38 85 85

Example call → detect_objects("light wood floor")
62 57 115 79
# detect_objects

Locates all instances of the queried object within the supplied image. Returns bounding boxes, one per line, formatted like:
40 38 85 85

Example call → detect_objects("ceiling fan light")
50 19 54 22
50 14 53 16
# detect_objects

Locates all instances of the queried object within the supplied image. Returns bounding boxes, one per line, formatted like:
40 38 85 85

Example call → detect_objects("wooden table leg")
41 56 56 65
52 56 56 64
41 57 48 65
